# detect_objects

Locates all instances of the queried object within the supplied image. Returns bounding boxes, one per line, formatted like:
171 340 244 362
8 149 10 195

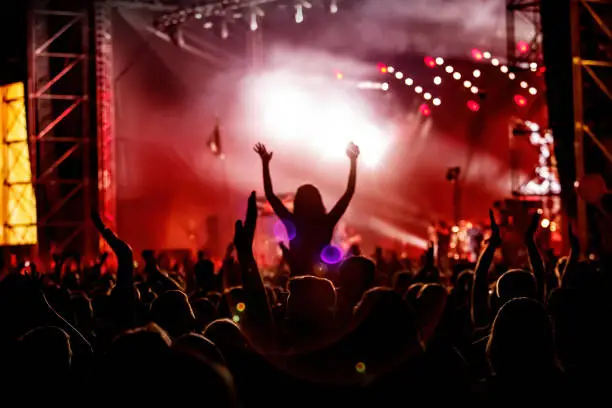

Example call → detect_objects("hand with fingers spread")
254 143 273 164
488 209 502 247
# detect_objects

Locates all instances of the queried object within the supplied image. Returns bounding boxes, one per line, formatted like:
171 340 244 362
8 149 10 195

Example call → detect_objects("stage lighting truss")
153 0 340 39
382 65 442 107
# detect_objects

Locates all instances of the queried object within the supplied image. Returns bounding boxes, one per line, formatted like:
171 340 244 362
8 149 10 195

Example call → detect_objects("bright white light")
424 92 432 100
405 78 413 86
433 76 442 85
203 21 213 29
508 72 516 80
435 57 444 65
463 80 472 88
330 0 338 14
221 21 229 38
500 65 509 73
195 13 203 19
445 66 454 73
414 86 423 93
252 71 390 167
387 66 395 73
471 86 479 94
529 87 538 95
250 13 258 31
433 98 441 106
530 62 538 70
526 121 540 131
453 72 461 80
520 81 528 88
483 51 492 59
381 82 389 91
473 69 481 78
295 4 304 23
395 72 404 79
491 58 500 66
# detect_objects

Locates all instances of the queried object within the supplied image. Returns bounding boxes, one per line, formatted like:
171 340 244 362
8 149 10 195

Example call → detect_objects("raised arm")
525 212 546 301
254 143 292 221
561 223 580 289
328 143 359 224
471 210 501 328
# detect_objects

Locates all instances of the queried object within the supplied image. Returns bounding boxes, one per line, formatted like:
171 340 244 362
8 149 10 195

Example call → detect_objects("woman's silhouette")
254 142 359 276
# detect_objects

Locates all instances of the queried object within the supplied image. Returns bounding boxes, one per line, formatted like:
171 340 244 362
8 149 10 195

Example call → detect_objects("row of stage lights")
154 0 340 39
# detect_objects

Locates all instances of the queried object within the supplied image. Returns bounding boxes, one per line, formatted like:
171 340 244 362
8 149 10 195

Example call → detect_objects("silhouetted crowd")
0 143 608 406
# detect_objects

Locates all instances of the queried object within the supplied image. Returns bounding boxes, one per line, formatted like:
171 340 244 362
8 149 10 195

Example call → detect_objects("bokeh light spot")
274 219 296 241
321 245 343 264
355 362 366 374
232 315 240 323
237 302 246 313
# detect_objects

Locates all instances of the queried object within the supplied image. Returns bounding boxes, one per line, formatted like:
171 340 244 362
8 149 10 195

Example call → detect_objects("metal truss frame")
27 2 94 259
506 0 543 68
569 0 612 251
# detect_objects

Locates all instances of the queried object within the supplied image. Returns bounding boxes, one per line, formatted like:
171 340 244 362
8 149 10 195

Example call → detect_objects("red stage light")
471 48 483 60
467 100 480 112
419 103 431 116
424 56 436 68
376 63 387 73
514 94 527 107
517 41 529 54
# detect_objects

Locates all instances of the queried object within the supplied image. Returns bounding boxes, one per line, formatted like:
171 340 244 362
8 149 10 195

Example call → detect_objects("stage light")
529 87 537 95
295 4 304 23
414 86 423 93
445 65 454 73
424 56 436 68
514 94 527 107
471 48 483 60
250 12 258 31
508 72 516 80
517 40 529 54
433 76 442 85
453 72 461 80
541 218 550 228
424 92 432 100
471 86 479 94
405 78 413 86
419 103 431 116
473 69 481 78
491 58 500 66
483 51 492 59
195 12 203 19
500 65 509 73
530 62 538 70
520 81 528 88
467 100 480 112
203 21 213 29
221 20 229 38
463 80 472 88
381 82 389 91
395 72 404 79
433 98 441 106
387 66 395 73
435 57 444 65
330 0 338 14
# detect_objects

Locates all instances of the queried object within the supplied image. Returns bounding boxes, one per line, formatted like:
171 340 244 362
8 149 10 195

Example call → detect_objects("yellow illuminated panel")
0 82 37 246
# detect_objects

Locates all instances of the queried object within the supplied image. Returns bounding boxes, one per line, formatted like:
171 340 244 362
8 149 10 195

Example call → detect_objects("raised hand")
254 143 273 164
91 211 132 261
346 142 360 161
234 191 258 262
488 209 502 247
568 222 580 252
525 212 541 242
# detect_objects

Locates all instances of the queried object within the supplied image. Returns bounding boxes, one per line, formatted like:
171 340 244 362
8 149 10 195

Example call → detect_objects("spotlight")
250 12 258 31
500 65 509 73
483 51 492 59
445 66 454 73
424 92 432 100
387 66 395 73
514 94 527 107
424 56 436 68
203 21 213 29
541 218 550 228
329 0 338 14
467 100 480 112
414 86 423 93
471 86 479 94
381 82 389 91
517 40 529 54
473 69 481 78
405 78 413 86
508 73 516 80
433 76 442 85
435 57 444 65
419 103 431 116
491 58 500 66
433 98 441 106
295 4 304 23
471 48 483 60
520 81 528 88
530 62 538 70
463 80 472 88
453 72 461 80
221 20 229 39
529 87 538 95
195 13 203 19
395 72 404 79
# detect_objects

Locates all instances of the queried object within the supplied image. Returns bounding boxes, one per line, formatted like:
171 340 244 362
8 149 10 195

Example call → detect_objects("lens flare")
321 245 343 264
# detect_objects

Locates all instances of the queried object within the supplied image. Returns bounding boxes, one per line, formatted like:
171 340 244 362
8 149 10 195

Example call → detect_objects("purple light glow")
274 219 296 241
320 245 343 264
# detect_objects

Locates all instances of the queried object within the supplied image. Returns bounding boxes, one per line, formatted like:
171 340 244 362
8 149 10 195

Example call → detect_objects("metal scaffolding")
506 0 543 68
27 2 94 259
569 0 612 251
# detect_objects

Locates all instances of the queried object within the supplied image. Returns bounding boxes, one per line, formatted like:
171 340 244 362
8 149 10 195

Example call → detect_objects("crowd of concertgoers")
0 142 609 406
